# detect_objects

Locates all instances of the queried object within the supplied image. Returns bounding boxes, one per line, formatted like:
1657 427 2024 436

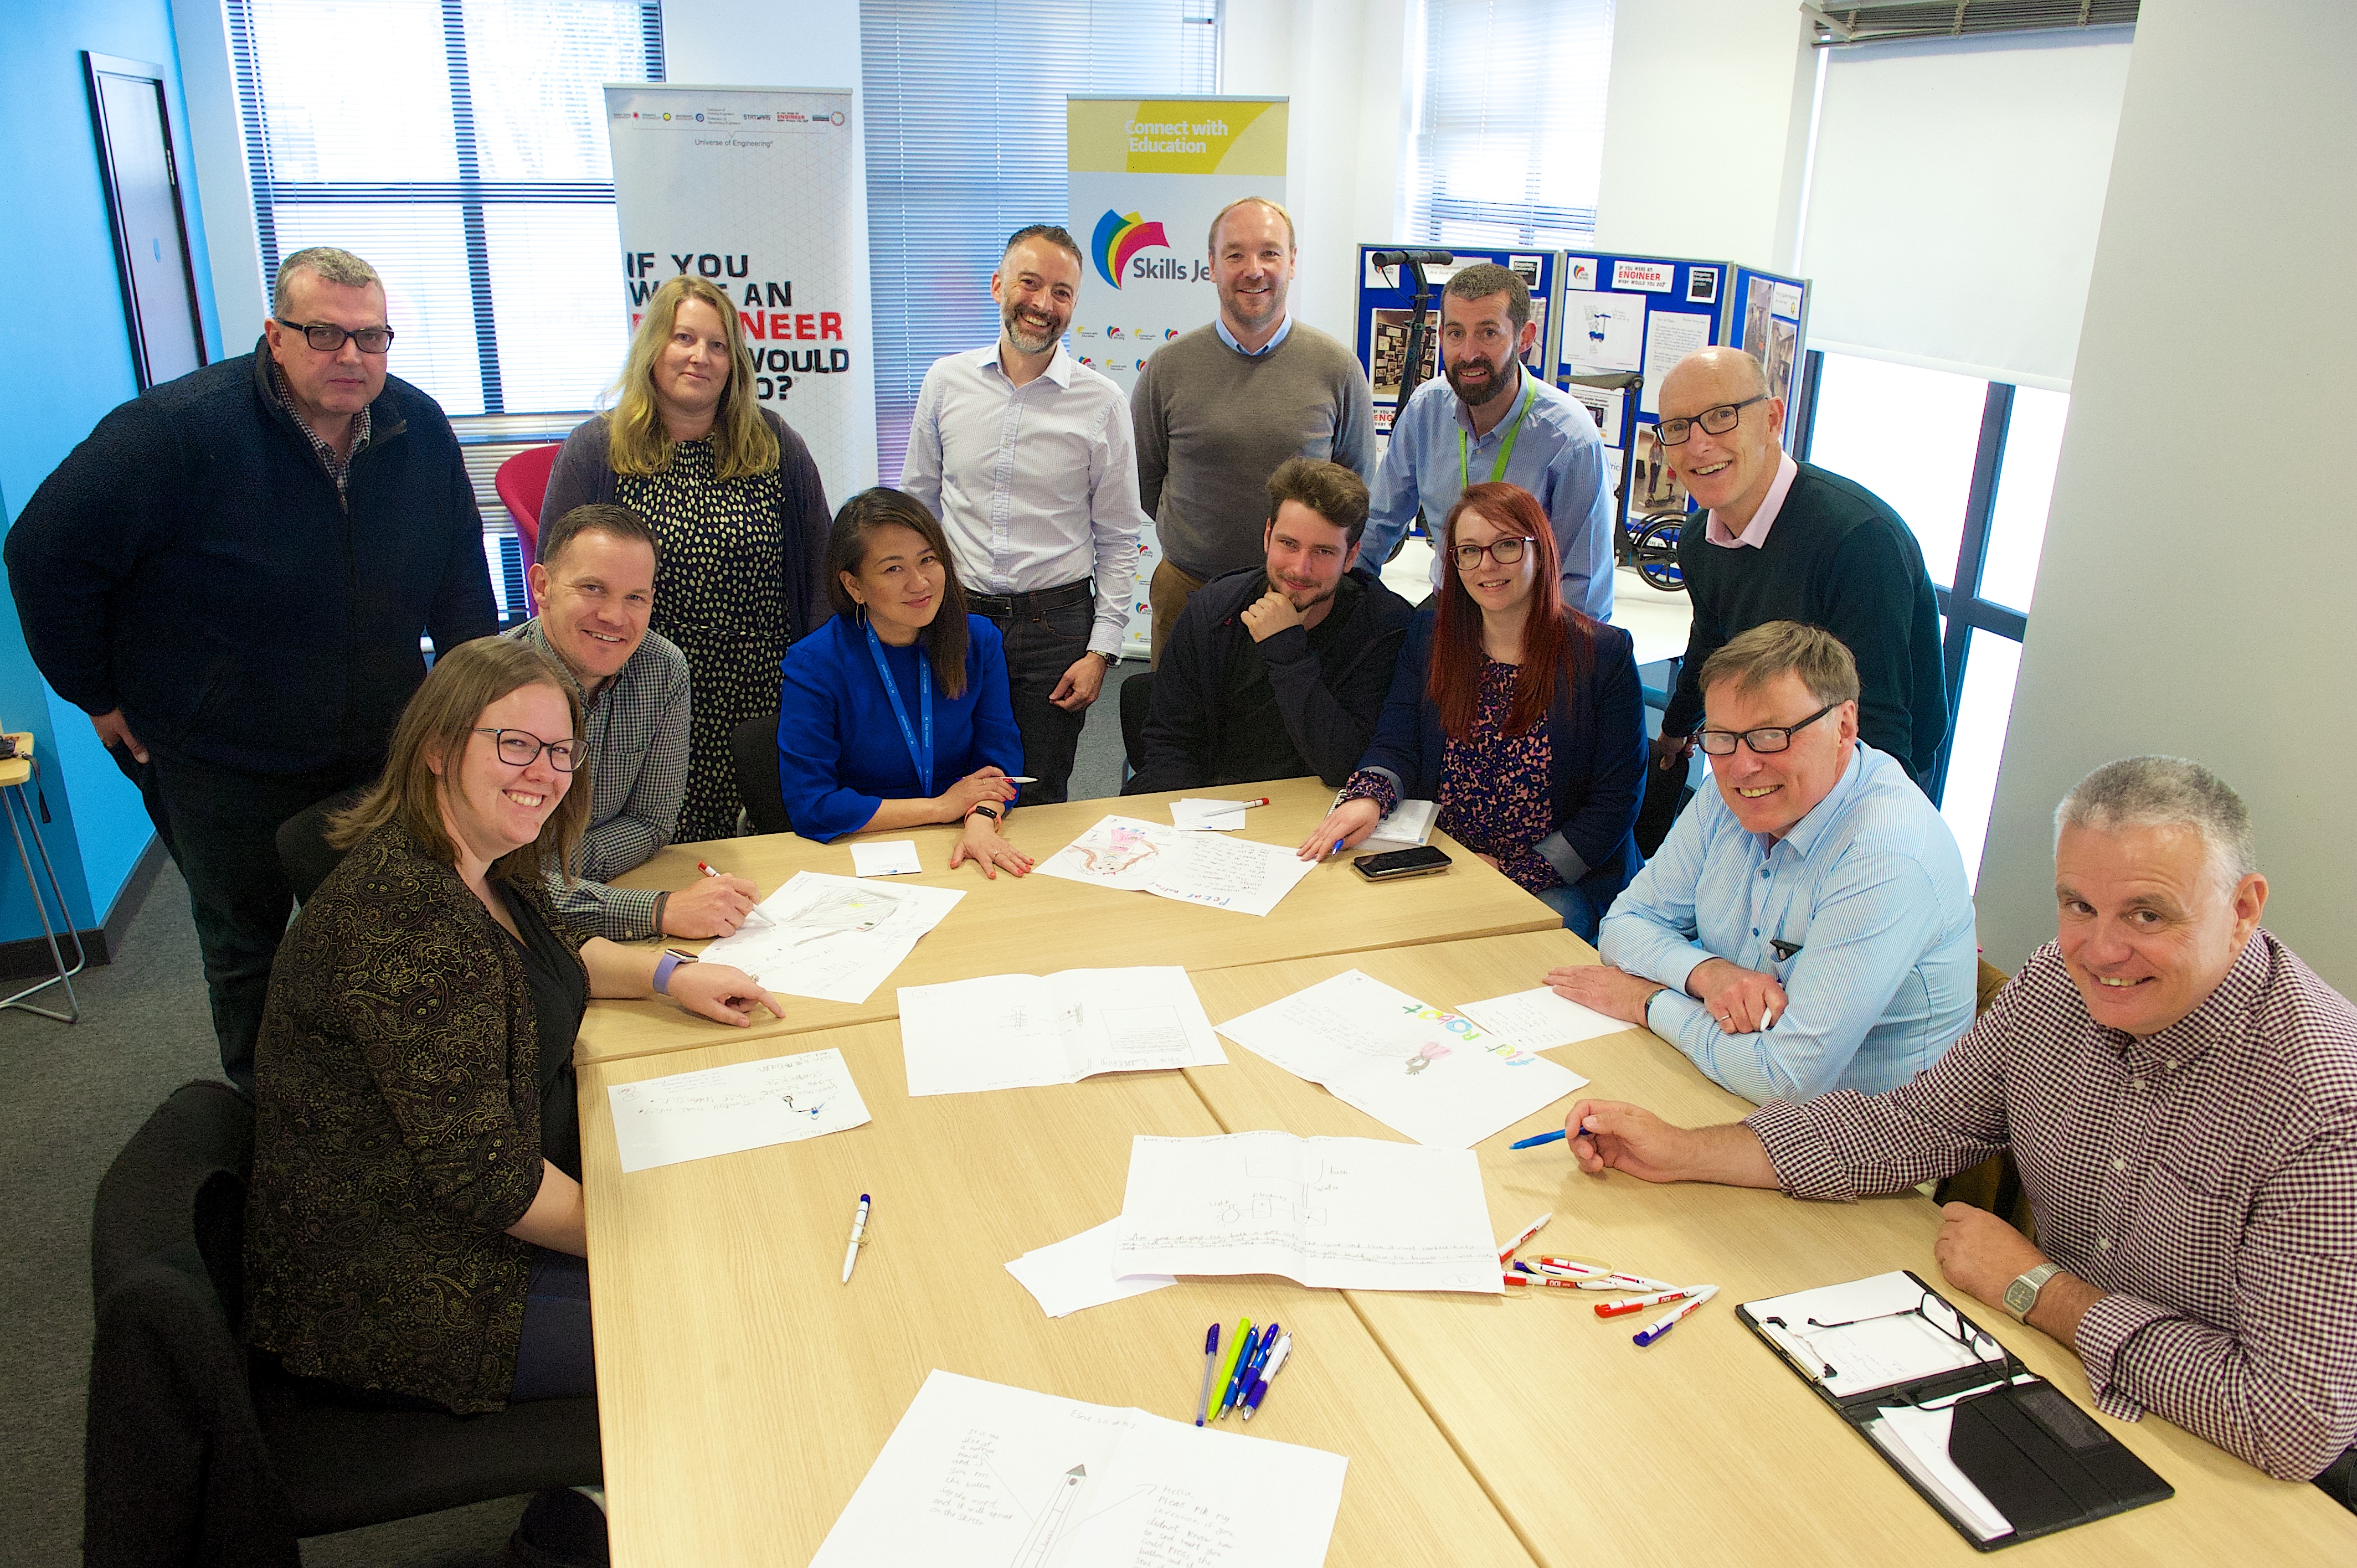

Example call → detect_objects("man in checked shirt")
1559 756 2356 1497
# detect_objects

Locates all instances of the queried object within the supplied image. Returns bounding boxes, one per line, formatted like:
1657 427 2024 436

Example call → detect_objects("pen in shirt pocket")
1762 938 1802 1028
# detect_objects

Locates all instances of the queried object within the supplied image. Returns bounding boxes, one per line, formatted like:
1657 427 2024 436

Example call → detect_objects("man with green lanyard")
1360 262 1617 621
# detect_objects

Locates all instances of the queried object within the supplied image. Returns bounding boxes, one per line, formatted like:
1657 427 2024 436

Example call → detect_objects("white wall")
1973 0 2357 993
1224 0 1411 347
1592 0 1818 267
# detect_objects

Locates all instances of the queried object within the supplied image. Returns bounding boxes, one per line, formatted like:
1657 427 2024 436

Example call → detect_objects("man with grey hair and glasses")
1548 754 2357 1496
1547 620 1976 1101
6 245 495 1094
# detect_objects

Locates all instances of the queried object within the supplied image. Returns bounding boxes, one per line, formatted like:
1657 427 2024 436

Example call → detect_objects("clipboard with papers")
1738 1270 2171 1550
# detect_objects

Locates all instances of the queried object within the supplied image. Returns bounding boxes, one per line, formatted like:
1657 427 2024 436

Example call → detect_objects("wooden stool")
0 732 83 1022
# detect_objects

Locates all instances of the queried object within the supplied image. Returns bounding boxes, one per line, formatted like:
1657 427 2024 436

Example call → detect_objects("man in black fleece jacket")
4 247 495 1092
1125 458 1412 794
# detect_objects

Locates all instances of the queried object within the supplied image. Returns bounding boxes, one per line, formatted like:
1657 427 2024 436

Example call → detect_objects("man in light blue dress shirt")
1546 620 1976 1102
900 223 1144 804
1358 262 1616 621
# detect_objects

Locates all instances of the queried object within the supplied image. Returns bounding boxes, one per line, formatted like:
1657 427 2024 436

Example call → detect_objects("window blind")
227 0 663 415
859 0 1219 483
1403 0 1615 249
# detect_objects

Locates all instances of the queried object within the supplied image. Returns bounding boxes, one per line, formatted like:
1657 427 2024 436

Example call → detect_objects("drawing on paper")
1074 822 1159 878
1009 1463 1087 1567
779 881 902 945
780 1093 826 1120
1403 1040 1452 1075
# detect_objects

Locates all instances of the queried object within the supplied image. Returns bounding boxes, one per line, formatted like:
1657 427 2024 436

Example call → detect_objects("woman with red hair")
1299 482 1645 938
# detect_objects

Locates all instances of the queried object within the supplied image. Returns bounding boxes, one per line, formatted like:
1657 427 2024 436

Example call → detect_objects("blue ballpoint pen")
1221 1322 1276 1419
1194 1323 1220 1426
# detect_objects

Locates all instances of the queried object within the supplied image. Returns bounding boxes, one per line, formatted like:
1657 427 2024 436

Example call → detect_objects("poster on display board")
1353 246 1561 447
604 84 877 510
1559 251 1810 523
1068 95 1288 656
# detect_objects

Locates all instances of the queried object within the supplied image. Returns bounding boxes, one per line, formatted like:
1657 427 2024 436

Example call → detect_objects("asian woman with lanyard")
775 488 1032 876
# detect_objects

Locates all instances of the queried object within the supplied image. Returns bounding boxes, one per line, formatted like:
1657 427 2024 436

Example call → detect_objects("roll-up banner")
1067 95 1286 655
604 84 877 509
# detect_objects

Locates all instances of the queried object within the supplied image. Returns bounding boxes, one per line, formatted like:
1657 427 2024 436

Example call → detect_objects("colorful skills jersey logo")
1090 209 1170 288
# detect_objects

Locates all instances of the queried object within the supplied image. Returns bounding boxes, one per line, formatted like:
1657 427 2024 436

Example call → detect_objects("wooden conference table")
575 792 2356 1566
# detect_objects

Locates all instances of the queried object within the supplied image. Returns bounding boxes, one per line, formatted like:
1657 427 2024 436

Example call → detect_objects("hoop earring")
854 601 868 627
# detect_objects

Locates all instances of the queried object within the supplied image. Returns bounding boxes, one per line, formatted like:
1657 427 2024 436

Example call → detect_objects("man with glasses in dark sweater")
1651 347 1948 794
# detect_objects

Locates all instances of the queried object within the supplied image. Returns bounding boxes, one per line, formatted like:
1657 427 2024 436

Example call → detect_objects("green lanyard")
1458 377 1540 491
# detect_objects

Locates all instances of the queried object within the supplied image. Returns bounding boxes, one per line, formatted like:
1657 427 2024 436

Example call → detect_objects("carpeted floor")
0 662 1141 1566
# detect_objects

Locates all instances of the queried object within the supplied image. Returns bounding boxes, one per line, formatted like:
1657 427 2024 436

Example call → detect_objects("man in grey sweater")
1131 196 1376 665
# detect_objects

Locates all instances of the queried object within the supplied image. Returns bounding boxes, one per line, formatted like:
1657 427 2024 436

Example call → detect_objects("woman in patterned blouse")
544 275 832 842
243 637 780 1417
1300 481 1647 941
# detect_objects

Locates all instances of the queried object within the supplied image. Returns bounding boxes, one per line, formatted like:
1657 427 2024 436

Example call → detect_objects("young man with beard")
1124 458 1413 794
900 224 1144 804
1360 262 1617 621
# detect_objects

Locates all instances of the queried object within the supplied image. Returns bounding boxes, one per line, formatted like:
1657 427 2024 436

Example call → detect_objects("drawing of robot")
1073 823 1158 878
1403 1040 1453 1076
1008 1464 1087 1567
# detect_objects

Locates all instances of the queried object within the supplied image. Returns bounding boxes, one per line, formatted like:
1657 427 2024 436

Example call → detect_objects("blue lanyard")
863 621 933 797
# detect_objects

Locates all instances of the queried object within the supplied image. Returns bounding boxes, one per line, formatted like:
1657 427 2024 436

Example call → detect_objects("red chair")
493 444 562 614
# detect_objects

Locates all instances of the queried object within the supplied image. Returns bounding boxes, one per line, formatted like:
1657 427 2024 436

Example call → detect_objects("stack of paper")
606 1048 872 1173
897 966 1224 1096
1112 1130 1502 1293
699 870 963 1003
1002 1219 1176 1318
1170 797 1252 831
1216 971 1588 1147
1454 986 1629 1050
1361 798 1438 848
1035 815 1318 918
848 839 921 876
811 1371 1347 1567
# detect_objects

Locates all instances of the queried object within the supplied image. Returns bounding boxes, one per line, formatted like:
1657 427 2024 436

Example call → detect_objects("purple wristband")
653 951 689 994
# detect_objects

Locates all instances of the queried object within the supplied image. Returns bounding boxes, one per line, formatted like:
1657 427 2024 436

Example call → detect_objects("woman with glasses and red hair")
1299 481 1646 939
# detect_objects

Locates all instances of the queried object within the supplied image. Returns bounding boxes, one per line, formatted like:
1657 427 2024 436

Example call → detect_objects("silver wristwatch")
2004 1261 2063 1323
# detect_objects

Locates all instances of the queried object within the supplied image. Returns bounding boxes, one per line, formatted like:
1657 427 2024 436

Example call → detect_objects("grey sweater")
1130 321 1376 579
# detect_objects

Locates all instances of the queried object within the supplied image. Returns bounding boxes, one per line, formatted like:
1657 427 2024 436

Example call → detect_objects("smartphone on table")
1352 845 1453 882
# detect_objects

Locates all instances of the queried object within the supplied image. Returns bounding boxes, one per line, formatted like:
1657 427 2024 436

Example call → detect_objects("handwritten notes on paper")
1112 1131 1502 1293
1003 1218 1176 1318
1216 971 1588 1147
1744 1272 1999 1399
898 966 1226 1097
606 1047 872 1173
699 871 963 1003
1035 815 1317 918
1454 985 1629 1050
810 1370 1347 1568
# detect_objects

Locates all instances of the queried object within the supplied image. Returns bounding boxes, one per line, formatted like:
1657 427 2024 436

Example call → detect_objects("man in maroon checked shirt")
1557 755 2355 1500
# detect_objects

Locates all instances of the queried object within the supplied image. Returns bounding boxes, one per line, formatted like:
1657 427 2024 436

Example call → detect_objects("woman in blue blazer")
1301 482 1645 938
775 489 1031 876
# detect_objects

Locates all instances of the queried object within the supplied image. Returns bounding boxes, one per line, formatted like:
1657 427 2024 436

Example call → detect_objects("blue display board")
1555 250 1810 522
1352 245 1561 446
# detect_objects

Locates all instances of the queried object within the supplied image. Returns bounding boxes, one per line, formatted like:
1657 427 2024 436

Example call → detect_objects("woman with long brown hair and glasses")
1300 481 1646 939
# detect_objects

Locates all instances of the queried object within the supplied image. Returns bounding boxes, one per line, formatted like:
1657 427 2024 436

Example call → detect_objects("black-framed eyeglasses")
277 318 395 354
1771 1291 2011 1397
1655 393 1768 446
473 728 581 772
1695 699 1840 756
1450 535 1535 571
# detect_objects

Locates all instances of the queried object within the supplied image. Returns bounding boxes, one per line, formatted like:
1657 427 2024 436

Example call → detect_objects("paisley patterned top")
243 821 588 1415
617 440 791 842
1342 658 1560 895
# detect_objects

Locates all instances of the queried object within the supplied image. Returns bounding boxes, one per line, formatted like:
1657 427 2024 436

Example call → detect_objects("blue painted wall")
0 0 223 936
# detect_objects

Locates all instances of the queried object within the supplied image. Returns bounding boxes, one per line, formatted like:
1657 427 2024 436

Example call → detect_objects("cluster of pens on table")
1495 1210 1717 1347
1195 1317 1294 1426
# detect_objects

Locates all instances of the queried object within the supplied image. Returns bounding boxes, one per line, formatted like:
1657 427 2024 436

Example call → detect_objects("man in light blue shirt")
900 223 1143 803
1359 262 1615 621
1546 620 1976 1102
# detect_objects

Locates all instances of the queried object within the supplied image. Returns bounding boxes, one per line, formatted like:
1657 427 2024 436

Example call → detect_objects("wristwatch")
2004 1261 2063 1323
652 948 698 996
967 803 1002 823
1094 649 1119 668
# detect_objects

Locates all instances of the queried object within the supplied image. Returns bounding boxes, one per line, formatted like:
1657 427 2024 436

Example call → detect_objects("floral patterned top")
1342 658 1560 895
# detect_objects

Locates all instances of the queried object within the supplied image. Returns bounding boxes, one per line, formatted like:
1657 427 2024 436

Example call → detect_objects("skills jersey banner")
604 84 878 508
1067 95 1286 652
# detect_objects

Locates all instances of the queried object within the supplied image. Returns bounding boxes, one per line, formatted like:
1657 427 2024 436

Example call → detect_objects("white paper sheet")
810 1370 1346 1568
1455 986 1629 1050
1744 1271 2000 1398
1359 798 1437 849
1113 1130 1501 1293
606 1047 872 1173
1171 797 1247 831
1639 310 1712 415
1035 815 1318 918
1003 1219 1177 1318
698 871 964 1003
1868 1401 2013 1542
1215 971 1587 1148
898 966 1226 1097
1566 291 1645 373
850 838 922 876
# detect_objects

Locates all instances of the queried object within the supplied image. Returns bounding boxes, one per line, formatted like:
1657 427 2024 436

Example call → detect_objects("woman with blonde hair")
244 636 780 1427
543 274 831 840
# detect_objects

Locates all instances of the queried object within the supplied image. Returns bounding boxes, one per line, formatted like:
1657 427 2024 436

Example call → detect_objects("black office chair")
84 1082 603 1566
1118 670 1154 783
730 711 793 834
275 786 367 905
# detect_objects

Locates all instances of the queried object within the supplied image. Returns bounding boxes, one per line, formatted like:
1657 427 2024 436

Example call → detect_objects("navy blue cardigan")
4 345 496 773
1357 607 1646 904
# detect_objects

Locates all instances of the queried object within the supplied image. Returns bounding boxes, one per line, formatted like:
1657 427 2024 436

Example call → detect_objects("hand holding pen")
659 860 765 938
1296 796 1381 862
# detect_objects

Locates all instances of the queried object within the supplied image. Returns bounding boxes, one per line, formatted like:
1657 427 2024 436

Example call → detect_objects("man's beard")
1267 572 1338 613
1002 301 1066 354
1445 352 1517 410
